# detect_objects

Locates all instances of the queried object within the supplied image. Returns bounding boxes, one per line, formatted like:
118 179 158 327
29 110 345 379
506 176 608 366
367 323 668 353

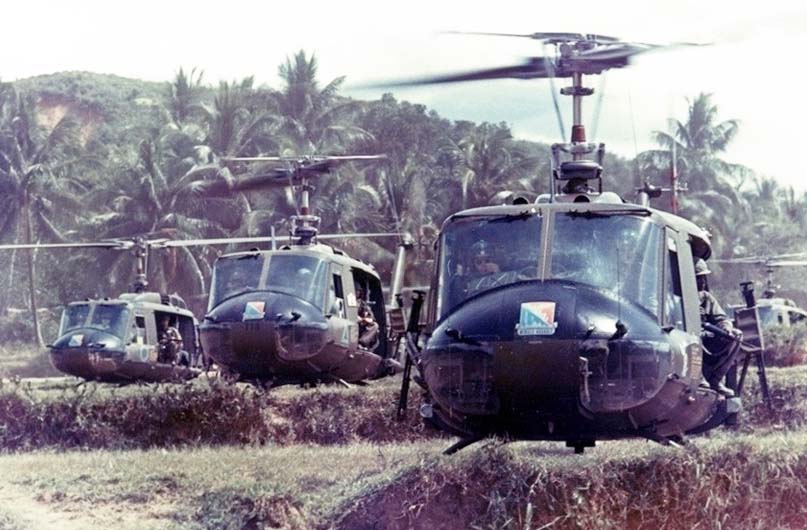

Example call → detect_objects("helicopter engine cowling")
201 291 330 379
424 280 683 437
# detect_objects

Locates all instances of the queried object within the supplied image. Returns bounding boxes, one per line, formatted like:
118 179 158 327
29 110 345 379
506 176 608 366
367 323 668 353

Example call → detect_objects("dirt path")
0 482 176 530
0 483 101 530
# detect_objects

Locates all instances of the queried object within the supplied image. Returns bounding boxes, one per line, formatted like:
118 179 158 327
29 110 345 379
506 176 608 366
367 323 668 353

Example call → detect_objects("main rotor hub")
290 214 321 244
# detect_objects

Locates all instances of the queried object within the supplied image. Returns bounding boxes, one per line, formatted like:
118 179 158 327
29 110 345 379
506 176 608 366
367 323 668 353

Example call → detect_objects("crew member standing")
696 259 741 397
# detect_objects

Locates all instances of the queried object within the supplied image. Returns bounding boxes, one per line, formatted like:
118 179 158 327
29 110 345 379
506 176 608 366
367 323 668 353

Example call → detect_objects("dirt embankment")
334 439 807 530
35 93 104 145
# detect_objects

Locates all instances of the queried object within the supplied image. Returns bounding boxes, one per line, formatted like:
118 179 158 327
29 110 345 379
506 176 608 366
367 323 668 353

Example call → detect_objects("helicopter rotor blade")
155 236 278 248
367 58 553 88
216 155 388 190
222 155 386 164
0 241 127 251
365 35 706 89
442 30 621 43
712 252 807 266
766 260 807 268
316 232 410 241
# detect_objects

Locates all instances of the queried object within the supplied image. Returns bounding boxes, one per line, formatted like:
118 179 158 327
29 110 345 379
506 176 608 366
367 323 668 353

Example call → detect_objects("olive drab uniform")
357 299 379 350
159 325 183 364
700 290 741 392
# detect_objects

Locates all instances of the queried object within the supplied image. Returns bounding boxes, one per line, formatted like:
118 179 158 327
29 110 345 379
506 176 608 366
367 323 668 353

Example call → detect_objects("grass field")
2 434 807 529
2 357 807 528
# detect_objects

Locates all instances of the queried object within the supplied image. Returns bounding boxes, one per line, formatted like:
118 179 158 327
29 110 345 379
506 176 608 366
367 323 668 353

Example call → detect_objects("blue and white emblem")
516 302 558 336
243 301 266 321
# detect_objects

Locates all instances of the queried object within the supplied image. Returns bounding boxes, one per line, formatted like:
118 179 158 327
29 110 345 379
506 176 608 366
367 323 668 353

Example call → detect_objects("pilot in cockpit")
471 240 500 275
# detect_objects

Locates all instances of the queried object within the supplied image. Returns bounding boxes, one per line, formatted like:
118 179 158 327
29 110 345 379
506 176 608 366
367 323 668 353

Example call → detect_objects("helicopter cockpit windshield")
87 304 131 339
59 303 91 335
265 254 328 308
210 254 263 307
550 213 662 316
209 253 329 309
436 210 663 320
437 213 543 318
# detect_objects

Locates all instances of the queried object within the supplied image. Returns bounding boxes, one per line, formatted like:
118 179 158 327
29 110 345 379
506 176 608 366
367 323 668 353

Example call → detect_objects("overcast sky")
2 0 806 190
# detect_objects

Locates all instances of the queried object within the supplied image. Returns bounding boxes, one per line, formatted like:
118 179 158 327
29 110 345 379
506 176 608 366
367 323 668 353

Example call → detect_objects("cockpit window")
87 304 131 339
60 304 91 334
209 254 265 309
437 213 543 319
551 213 662 317
265 255 328 308
209 253 329 310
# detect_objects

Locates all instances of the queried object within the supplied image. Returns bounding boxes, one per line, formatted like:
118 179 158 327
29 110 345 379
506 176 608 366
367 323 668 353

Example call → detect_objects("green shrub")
0 378 436 452
0 379 273 451
763 323 807 366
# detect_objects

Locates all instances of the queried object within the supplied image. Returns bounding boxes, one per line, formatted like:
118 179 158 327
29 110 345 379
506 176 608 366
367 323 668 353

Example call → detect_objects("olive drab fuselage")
418 201 726 443
199 244 399 385
49 292 202 382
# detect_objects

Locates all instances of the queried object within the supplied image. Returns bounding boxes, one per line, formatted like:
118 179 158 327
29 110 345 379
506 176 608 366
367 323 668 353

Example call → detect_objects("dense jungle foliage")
2 52 806 345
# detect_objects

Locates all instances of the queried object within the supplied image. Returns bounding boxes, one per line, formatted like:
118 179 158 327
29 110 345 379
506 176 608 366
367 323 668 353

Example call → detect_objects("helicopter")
0 237 206 383
388 32 740 453
713 255 807 329
195 155 414 387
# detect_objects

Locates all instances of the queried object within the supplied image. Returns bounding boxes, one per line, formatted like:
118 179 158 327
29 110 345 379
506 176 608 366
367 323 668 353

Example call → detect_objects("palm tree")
167 67 204 126
0 87 83 346
273 50 369 154
637 94 753 253
84 137 243 306
197 77 277 157
441 122 540 210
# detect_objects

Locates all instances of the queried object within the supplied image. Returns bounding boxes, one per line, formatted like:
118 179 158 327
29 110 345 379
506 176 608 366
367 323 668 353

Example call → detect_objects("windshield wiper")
566 208 651 218
487 211 538 223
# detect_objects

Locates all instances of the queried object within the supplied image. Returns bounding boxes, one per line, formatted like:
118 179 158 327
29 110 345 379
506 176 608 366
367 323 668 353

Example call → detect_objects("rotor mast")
550 65 604 201
290 169 321 245
132 238 150 293
564 71 594 152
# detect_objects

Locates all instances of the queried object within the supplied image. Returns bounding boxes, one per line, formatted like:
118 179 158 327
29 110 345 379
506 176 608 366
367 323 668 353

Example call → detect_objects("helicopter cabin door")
350 268 386 357
327 264 354 349
175 314 198 359
142 313 156 345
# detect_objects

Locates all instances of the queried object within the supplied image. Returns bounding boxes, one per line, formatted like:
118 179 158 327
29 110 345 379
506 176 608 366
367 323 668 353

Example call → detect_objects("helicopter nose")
425 281 671 418
50 329 125 379
200 291 328 377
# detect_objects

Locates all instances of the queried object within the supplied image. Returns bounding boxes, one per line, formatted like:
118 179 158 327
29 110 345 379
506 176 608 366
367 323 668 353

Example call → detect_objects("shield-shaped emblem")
243 301 266 321
516 302 558 336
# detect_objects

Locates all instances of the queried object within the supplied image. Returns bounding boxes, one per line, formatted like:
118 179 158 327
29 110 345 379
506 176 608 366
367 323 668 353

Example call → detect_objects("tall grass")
1 366 806 453
0 378 433 452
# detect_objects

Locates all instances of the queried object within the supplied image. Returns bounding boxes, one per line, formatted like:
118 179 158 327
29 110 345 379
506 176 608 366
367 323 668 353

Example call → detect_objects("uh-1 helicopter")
387 32 741 453
195 155 413 387
0 237 205 383
713 254 807 329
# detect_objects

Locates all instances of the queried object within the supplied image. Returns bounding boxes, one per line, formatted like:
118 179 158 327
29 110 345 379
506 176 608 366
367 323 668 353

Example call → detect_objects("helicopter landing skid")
443 433 487 455
639 431 688 448
686 396 742 435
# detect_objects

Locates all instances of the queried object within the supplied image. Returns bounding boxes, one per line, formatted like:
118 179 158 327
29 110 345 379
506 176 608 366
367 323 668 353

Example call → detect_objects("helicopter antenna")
670 125 680 214
590 73 607 141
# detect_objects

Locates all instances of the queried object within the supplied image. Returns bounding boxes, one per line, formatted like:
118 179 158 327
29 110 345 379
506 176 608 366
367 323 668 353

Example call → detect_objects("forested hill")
1 57 806 344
